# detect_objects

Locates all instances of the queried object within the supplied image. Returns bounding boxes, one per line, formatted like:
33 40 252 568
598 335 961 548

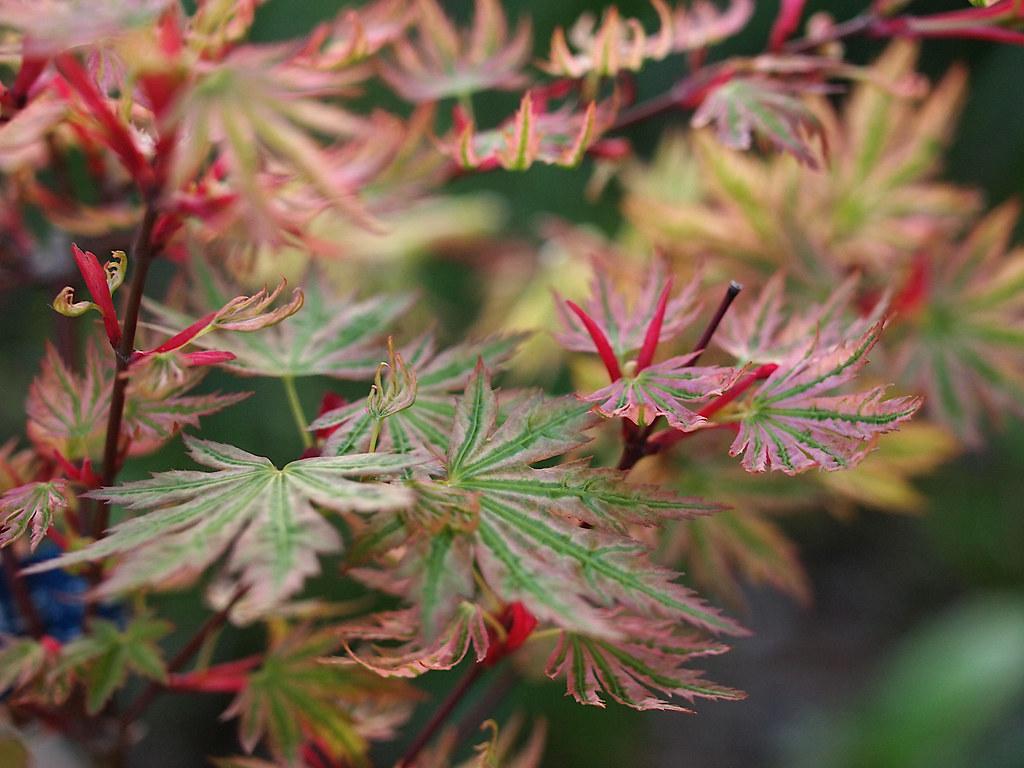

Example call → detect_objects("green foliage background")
1 1 1022 766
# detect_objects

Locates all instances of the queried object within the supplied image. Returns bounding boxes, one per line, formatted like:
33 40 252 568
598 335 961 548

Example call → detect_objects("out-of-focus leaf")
225 626 406 767
693 77 827 167
786 596 1024 768
818 423 960 514
624 42 977 280
57 615 170 714
379 0 530 102
893 202 1024 444
541 0 753 79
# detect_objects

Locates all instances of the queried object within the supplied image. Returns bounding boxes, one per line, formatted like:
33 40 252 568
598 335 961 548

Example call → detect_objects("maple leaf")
692 77 828 168
131 276 304 367
730 323 921 475
670 509 810 607
26 343 111 461
892 202 1024 444
379 0 531 102
56 615 170 714
0 0 170 54
541 0 753 79
26 438 421 619
26 339 246 461
715 273 878 365
341 602 490 678
313 333 524 455
224 625 408 767
581 352 740 431
0 480 71 551
163 46 390 241
300 0 413 70
555 259 700 362
447 90 614 172
358 365 739 644
545 612 743 712
146 263 413 379
623 43 977 278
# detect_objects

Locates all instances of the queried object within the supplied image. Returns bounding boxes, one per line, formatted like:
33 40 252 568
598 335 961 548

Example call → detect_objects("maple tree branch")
2 547 44 638
647 363 779 454
93 202 160 541
397 663 486 768
691 281 742 365
616 281 743 472
611 10 879 135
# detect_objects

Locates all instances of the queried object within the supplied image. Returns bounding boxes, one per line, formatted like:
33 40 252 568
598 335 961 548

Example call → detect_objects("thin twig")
92 202 160 541
397 663 485 768
691 281 742 365
119 585 249 731
2 547 44 637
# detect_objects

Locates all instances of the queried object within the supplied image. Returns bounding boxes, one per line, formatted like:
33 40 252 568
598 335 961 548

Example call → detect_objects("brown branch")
92 202 160 541
2 547 44 637
615 282 743 472
119 586 248 732
397 663 486 768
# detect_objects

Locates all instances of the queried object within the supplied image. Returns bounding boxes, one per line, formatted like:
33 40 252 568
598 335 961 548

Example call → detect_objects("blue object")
0 543 122 642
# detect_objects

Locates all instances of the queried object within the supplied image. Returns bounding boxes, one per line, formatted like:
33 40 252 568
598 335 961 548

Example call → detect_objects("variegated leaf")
315 334 524 455
555 259 700 360
581 353 740 430
147 262 414 379
361 365 741 643
545 612 743 711
339 602 490 678
731 324 921 474
692 77 827 167
0 480 71 550
26 438 421 619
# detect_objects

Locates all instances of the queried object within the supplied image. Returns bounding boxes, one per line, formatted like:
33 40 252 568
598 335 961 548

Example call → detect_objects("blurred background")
2 1 1023 766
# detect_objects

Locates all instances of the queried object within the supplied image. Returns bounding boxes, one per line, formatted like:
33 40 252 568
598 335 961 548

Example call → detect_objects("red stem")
648 363 778 453
120 586 249 730
396 663 485 768
92 203 159 541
